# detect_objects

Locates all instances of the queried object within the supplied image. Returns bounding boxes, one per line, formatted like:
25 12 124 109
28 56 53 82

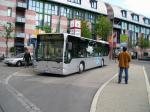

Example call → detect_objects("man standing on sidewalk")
118 47 131 84
23 49 31 68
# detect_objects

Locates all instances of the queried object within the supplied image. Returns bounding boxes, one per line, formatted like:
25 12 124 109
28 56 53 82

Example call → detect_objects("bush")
9 47 16 53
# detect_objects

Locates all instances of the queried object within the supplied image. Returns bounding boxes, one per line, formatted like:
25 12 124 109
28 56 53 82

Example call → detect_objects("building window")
35 1 43 13
45 3 51 14
85 13 96 23
36 14 43 26
7 8 12 17
60 7 67 17
121 10 127 18
44 15 51 26
51 5 58 15
146 28 149 35
66 8 73 19
143 18 150 25
73 10 84 19
132 14 139 21
141 27 145 33
129 24 132 31
90 0 97 9
44 3 58 15
67 0 81 4
29 0 43 13
135 25 139 33
121 22 127 30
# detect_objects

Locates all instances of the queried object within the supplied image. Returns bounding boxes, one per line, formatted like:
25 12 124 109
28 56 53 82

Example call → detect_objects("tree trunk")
6 37 8 57
141 48 143 58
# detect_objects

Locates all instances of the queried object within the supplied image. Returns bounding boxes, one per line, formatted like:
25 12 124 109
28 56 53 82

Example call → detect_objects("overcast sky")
103 0 150 18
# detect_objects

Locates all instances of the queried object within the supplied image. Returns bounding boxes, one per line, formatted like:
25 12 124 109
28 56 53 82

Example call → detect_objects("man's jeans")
118 67 128 83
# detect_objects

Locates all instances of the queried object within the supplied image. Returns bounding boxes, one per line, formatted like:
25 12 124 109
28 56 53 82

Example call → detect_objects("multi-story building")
105 3 150 47
0 0 36 55
0 0 150 55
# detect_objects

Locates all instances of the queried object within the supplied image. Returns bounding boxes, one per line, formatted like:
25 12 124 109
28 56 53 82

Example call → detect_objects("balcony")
16 33 25 38
17 2 27 9
113 24 121 29
16 16 25 23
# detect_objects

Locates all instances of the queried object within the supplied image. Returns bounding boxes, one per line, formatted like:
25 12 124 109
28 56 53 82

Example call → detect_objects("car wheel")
79 63 84 73
16 61 22 67
7 64 11 66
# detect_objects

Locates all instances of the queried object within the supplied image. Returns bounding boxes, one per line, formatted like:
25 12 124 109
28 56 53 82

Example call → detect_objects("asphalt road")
0 60 117 112
0 63 27 112
0 60 149 112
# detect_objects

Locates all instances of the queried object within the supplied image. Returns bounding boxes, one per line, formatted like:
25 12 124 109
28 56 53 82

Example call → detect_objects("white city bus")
33 33 109 75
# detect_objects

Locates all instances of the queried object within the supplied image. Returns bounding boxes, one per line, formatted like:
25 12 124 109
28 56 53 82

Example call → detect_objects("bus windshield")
36 34 64 62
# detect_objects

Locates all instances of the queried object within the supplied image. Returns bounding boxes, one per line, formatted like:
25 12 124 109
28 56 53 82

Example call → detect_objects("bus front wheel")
79 63 84 73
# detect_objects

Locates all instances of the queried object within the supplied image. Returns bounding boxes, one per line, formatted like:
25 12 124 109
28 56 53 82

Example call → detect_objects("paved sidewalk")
96 65 150 112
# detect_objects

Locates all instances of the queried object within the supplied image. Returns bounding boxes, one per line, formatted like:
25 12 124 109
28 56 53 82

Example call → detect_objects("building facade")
0 0 150 55
105 3 150 47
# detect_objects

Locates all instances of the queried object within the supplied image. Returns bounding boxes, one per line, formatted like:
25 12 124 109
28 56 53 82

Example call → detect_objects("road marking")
6 84 42 112
143 66 150 106
4 70 43 112
90 73 118 112
5 71 19 84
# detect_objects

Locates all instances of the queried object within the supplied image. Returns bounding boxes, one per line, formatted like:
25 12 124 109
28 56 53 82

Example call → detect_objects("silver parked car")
4 53 33 67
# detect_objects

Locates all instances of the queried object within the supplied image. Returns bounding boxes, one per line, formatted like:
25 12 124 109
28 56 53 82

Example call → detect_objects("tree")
0 23 14 57
9 46 16 52
95 16 112 40
43 25 51 33
81 20 92 38
138 36 150 49
138 36 150 57
36 25 51 33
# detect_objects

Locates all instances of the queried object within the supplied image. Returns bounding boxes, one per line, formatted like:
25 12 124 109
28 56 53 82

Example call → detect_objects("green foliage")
138 36 149 49
9 46 16 53
148 40 150 48
36 25 51 33
1 23 14 38
81 20 92 38
35 25 43 29
0 23 14 56
120 34 128 43
43 25 51 33
95 16 112 40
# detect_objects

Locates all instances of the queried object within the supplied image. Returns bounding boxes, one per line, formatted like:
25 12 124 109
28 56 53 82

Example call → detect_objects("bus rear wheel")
79 63 84 73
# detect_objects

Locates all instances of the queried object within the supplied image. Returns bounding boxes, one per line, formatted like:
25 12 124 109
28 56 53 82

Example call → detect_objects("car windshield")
14 53 24 58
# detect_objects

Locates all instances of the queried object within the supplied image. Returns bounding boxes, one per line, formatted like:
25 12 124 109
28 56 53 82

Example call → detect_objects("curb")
90 73 118 112
143 66 150 106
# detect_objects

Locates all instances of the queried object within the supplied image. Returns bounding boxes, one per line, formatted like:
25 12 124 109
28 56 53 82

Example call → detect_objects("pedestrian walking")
118 47 131 84
23 49 31 67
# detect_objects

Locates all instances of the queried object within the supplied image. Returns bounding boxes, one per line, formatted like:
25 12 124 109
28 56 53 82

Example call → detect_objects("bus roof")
37 33 109 44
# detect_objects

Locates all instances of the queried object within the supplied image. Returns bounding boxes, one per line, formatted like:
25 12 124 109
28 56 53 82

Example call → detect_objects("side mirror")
67 42 72 50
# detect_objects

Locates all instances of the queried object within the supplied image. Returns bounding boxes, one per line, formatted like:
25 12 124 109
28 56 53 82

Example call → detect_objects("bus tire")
79 62 84 73
101 59 104 67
